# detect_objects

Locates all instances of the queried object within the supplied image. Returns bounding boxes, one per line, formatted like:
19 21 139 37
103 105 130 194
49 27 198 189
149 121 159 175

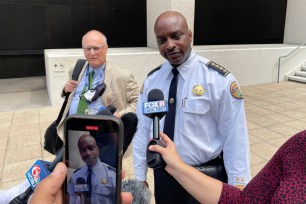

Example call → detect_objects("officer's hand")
148 132 186 175
64 80 79 93
29 162 66 204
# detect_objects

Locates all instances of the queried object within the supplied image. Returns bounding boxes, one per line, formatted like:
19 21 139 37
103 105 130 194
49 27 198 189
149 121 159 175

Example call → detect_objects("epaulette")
73 168 81 174
207 61 230 77
69 168 81 183
147 64 162 77
140 64 162 94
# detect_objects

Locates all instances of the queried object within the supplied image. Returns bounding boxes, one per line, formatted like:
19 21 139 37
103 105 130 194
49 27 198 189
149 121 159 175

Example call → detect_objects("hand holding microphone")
143 89 168 169
27 162 67 204
9 148 64 204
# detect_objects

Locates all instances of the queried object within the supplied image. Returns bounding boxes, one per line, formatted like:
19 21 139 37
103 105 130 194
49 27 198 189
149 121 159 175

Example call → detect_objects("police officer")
133 11 251 203
68 134 116 204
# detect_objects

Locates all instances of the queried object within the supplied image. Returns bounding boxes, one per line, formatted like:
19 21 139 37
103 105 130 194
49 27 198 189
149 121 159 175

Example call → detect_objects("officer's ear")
188 29 193 42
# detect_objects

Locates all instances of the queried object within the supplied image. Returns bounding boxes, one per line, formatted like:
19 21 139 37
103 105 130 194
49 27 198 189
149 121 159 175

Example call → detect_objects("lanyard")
85 65 105 90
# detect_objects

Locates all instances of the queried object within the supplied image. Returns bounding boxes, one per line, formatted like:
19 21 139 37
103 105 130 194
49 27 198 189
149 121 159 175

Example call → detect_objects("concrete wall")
45 44 306 106
44 48 165 105
147 0 195 48
195 45 306 85
284 0 306 44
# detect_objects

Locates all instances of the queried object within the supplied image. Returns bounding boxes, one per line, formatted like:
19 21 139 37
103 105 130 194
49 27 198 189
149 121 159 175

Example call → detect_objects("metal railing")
277 42 306 83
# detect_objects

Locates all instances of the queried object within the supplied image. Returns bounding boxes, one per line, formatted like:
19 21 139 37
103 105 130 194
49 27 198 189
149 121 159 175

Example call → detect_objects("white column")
147 0 195 48
284 0 306 44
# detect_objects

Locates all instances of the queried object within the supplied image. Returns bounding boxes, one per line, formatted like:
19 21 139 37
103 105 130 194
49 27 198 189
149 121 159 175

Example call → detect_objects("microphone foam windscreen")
121 112 138 154
148 89 164 101
121 179 151 204
76 177 86 185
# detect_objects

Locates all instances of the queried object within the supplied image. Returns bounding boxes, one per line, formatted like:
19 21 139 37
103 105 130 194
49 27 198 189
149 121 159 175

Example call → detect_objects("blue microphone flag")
25 160 51 190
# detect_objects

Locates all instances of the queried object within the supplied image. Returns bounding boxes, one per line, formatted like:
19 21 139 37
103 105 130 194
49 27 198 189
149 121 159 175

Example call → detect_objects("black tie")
86 167 92 199
163 68 179 140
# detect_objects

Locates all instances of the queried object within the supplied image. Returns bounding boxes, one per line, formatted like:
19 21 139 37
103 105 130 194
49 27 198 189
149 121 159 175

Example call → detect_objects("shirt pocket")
180 98 211 136
95 184 114 196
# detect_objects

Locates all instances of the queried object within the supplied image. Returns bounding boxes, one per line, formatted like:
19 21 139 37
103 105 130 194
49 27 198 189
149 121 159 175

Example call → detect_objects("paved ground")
0 76 306 202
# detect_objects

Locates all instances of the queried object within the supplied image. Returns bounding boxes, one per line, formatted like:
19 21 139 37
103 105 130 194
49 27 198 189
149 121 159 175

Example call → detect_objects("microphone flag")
142 100 168 116
25 160 51 190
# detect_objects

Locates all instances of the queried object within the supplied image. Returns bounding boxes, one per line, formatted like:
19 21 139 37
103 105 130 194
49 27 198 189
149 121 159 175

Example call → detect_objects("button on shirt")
69 64 105 115
133 50 251 186
68 160 116 204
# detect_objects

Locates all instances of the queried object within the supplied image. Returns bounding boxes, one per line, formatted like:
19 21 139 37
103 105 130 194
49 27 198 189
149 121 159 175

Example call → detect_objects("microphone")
121 112 138 154
143 89 168 169
74 177 89 204
143 89 168 140
97 104 117 116
9 147 64 204
122 179 151 204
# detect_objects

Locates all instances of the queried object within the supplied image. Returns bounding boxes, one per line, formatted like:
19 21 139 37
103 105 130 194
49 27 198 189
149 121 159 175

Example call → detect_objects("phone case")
63 114 123 204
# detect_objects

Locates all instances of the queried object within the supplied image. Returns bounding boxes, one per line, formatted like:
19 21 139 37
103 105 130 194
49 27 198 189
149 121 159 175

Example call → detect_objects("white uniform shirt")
133 50 251 187
68 160 116 204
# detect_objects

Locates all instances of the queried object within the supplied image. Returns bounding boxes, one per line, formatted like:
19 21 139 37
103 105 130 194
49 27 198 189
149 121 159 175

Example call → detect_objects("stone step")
295 71 306 77
288 75 306 83
302 66 306 71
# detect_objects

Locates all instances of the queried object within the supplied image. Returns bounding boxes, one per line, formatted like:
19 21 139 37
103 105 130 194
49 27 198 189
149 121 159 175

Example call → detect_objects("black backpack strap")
71 59 86 80
55 59 86 123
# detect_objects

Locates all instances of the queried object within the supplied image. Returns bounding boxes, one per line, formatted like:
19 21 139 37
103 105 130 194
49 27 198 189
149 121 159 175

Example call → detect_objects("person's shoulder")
69 167 82 183
139 64 164 94
106 61 131 74
100 161 116 172
147 64 163 77
285 130 306 149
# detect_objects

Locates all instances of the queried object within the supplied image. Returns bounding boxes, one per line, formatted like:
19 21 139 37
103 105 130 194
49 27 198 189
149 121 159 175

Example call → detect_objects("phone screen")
64 114 123 204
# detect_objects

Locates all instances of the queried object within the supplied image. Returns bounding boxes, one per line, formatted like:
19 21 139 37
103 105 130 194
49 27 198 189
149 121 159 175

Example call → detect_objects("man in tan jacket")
57 30 139 138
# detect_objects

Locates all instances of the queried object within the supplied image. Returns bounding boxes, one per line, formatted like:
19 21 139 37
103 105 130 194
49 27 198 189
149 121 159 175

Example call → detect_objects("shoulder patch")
230 81 243 99
147 64 162 77
207 61 230 77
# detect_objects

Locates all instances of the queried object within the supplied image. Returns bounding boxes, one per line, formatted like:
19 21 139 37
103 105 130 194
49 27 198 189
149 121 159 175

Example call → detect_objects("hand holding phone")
64 114 123 204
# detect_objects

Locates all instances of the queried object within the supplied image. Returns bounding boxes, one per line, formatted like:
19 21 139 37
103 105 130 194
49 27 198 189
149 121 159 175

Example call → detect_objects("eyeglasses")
82 45 106 53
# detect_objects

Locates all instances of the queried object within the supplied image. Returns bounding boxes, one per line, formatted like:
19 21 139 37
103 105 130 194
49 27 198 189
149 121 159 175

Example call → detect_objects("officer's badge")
192 85 205 96
230 81 243 99
100 178 108 184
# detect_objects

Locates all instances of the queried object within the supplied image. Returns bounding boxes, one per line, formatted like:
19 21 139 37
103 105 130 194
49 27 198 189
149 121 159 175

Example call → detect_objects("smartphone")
64 114 123 204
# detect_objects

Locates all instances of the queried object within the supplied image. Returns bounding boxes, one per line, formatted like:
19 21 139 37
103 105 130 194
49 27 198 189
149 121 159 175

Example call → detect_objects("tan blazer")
57 60 139 138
